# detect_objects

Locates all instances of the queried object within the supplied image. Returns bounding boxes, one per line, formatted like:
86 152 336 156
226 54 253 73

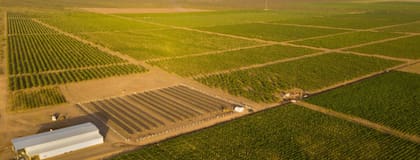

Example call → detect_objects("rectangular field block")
79 85 237 140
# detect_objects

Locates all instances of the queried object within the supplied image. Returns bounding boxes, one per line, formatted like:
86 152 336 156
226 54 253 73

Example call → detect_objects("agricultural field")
149 45 316 76
6 13 147 88
349 35 420 59
199 23 345 42
380 22 420 33
7 16 58 35
8 34 126 74
275 10 420 29
112 104 420 160
306 71 420 135
79 29 258 60
9 64 145 90
9 87 67 111
40 12 164 33
118 10 327 28
292 31 401 49
197 53 401 102
80 85 235 139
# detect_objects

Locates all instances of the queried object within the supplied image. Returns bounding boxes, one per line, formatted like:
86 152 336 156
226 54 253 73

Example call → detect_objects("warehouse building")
11 122 104 160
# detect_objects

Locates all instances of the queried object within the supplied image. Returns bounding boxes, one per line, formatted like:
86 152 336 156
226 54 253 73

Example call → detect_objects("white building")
12 122 104 160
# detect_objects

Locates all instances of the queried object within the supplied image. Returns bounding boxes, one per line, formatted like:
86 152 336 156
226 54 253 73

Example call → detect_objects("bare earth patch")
398 63 420 74
80 8 212 14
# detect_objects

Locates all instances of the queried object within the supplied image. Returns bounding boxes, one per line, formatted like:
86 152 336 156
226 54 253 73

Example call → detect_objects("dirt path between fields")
191 33 415 79
80 8 212 14
147 43 275 62
107 14 280 45
259 22 364 32
295 101 420 144
192 51 330 79
309 59 420 94
398 62 420 74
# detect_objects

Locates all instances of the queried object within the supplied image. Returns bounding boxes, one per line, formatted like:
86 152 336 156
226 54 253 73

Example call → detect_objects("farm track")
192 33 418 79
146 43 275 62
81 86 234 140
296 101 420 144
308 59 420 94
259 22 365 31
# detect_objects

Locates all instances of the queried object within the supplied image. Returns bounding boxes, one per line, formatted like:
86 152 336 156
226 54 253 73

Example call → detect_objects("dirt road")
296 101 420 144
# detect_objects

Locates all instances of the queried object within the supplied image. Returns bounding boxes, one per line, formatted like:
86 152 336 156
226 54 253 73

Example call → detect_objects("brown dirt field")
80 8 212 14
398 62 420 74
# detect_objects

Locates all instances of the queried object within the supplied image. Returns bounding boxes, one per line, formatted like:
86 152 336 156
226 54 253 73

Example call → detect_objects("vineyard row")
9 64 146 90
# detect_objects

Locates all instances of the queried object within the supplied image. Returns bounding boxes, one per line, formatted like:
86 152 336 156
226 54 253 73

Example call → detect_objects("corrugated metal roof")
12 122 100 151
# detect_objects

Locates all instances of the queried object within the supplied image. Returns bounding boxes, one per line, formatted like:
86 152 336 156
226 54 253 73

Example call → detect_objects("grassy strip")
112 105 420 160
306 71 420 135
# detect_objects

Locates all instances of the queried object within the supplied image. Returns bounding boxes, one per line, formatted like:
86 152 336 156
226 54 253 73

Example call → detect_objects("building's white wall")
37 137 103 159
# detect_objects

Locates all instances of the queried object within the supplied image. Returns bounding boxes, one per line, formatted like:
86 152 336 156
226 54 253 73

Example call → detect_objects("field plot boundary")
103 13 420 77
296 101 420 144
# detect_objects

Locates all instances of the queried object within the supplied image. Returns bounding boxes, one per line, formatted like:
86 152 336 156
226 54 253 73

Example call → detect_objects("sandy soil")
398 62 420 74
80 8 212 14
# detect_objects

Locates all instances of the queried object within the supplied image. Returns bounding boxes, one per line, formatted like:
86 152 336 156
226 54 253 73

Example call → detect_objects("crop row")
196 53 401 102
112 104 420 160
8 34 126 74
85 85 231 135
10 87 67 111
8 18 57 35
9 64 146 90
306 71 420 135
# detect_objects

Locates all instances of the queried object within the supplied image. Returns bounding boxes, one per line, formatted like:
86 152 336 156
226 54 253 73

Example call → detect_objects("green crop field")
197 53 401 102
7 16 57 35
349 35 420 59
149 45 316 76
8 34 126 74
79 29 259 60
9 87 67 111
381 22 420 33
306 71 420 135
199 23 345 42
119 10 324 28
112 105 420 160
41 12 164 33
292 31 401 49
6 13 148 93
276 10 420 29
9 64 146 91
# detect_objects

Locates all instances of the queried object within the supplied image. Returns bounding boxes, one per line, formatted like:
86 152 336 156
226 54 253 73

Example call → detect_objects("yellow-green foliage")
10 87 67 111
